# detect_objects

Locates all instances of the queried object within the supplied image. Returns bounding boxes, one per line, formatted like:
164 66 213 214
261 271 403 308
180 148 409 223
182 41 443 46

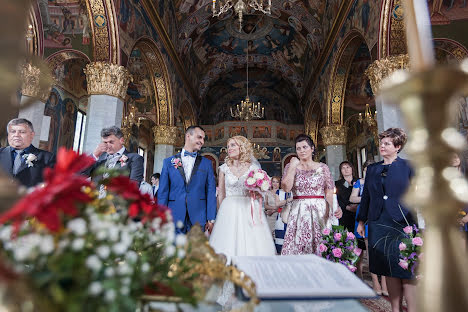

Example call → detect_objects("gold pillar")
319 124 347 146
153 125 178 146
365 54 410 95
84 62 132 100
19 62 52 102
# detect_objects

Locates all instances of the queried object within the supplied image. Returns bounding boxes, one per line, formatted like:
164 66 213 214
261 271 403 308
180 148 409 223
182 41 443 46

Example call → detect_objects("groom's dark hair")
185 125 205 135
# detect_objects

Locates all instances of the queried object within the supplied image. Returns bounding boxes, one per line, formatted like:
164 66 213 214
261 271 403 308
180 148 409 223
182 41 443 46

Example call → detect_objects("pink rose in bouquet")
399 242 407 251
319 243 328 253
322 228 330 235
398 259 409 270
332 248 342 258
333 233 342 241
412 237 423 246
346 232 355 241
403 226 413 234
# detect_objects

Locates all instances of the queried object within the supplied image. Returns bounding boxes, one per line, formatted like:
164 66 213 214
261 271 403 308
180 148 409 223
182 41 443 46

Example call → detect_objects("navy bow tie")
183 151 197 158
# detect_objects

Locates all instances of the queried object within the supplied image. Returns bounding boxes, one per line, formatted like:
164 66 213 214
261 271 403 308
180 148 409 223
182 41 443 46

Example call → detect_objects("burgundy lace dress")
281 163 334 255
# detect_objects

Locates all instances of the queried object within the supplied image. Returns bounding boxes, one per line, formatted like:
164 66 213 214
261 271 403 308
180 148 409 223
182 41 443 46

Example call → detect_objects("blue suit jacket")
357 157 413 223
158 153 217 229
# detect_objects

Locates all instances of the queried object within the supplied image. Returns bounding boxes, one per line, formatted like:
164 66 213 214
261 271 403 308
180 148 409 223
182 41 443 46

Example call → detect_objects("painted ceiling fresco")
169 0 336 124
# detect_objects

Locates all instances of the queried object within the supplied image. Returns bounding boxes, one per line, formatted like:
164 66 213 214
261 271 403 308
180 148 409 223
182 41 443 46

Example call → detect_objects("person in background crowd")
357 128 416 312
281 134 342 255
85 126 144 184
350 159 388 296
265 176 292 242
335 161 358 233
151 172 160 201
0 118 56 188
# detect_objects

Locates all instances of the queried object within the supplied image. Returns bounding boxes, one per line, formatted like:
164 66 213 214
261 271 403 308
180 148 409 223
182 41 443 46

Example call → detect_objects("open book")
232 255 376 300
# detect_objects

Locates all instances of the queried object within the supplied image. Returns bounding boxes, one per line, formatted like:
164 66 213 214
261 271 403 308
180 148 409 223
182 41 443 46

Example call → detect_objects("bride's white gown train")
209 162 276 309
209 163 276 262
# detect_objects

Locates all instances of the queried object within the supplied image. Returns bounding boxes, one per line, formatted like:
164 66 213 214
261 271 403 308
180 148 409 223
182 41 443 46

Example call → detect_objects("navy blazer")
86 149 144 184
357 157 413 223
0 145 56 188
158 153 217 230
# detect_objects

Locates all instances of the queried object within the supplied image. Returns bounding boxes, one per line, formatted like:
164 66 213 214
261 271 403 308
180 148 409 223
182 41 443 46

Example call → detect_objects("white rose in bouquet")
253 171 265 180
246 177 257 186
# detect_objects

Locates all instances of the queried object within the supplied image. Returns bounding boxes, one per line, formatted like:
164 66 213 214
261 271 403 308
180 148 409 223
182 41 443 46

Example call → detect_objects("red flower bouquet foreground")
319 225 362 272
0 148 193 311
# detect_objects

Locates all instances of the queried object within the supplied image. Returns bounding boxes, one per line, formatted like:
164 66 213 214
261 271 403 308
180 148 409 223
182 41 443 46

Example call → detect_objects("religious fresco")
429 0 468 25
215 127 224 140
252 126 271 138
126 48 155 114
37 0 91 57
344 42 373 111
42 88 78 153
229 126 248 137
53 58 88 99
157 0 180 49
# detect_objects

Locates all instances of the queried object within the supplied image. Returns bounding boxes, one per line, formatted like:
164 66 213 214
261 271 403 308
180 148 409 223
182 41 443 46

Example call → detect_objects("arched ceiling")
167 0 341 124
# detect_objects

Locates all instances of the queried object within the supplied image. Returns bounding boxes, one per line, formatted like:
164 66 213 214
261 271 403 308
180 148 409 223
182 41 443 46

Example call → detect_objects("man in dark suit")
0 118 56 188
86 126 144 184
151 172 160 201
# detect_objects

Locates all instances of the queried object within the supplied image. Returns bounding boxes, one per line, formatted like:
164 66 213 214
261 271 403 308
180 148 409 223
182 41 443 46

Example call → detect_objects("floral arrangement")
244 169 271 193
23 153 37 167
0 148 193 311
398 224 423 278
319 225 362 272
119 154 129 167
171 157 182 169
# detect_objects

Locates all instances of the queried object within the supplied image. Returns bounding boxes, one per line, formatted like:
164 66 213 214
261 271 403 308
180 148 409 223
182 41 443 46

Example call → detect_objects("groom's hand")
205 221 214 234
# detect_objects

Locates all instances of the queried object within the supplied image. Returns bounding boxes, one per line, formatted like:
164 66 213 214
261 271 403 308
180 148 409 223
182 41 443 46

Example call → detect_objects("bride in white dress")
209 136 276 262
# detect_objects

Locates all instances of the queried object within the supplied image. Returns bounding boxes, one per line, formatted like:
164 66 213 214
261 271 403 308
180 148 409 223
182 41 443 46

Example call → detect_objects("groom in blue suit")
159 126 217 234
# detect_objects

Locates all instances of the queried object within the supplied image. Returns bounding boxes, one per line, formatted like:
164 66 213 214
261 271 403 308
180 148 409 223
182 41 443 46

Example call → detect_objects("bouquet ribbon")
249 191 263 226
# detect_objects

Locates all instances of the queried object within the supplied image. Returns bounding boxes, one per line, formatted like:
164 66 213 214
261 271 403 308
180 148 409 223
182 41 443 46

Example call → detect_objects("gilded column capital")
365 54 410 95
19 63 52 102
153 125 178 145
84 62 132 100
320 125 347 146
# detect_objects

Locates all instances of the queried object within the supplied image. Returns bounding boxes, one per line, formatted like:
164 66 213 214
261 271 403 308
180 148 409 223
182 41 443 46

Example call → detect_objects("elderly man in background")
0 118 56 187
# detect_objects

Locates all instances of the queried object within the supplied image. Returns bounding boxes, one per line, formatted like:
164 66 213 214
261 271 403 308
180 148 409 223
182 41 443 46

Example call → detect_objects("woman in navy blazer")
357 128 416 312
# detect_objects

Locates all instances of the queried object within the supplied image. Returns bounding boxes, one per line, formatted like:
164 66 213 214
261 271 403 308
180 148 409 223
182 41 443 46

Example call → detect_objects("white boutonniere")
23 153 37 167
119 155 129 167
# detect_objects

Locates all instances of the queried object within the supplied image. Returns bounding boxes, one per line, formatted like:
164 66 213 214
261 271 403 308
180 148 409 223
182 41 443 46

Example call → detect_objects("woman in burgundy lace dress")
281 134 343 255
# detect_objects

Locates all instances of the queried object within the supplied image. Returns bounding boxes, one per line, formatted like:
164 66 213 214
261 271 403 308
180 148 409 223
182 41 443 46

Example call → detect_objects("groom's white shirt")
181 148 196 183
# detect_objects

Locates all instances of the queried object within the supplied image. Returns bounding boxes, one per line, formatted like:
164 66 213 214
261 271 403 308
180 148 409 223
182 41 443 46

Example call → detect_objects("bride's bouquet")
244 169 271 225
244 169 271 194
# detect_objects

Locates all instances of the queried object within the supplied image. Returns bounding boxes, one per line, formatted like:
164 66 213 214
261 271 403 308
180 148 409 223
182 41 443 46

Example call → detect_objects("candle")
402 0 435 71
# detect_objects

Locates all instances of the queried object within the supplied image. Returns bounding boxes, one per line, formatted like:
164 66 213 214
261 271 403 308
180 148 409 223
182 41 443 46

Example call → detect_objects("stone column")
153 125 178 174
18 63 52 147
82 62 131 154
320 125 347 181
366 54 410 134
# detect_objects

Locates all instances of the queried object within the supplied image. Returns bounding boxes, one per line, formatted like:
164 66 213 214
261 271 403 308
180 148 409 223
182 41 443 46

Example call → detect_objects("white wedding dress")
209 162 276 263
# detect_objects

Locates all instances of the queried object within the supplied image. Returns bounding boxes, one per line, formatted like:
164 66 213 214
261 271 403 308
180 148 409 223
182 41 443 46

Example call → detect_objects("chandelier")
252 143 268 160
358 103 377 127
212 0 271 31
230 42 264 121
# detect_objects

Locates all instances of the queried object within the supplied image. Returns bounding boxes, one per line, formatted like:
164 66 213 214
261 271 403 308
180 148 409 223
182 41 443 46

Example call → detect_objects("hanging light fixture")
358 103 377 127
230 44 264 121
212 0 271 31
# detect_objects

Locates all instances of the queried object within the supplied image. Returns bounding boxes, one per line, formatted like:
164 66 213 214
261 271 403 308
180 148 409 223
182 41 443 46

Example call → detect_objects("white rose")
96 245 110 259
165 245 176 257
112 243 127 255
117 262 132 275
108 227 120 242
88 282 103 295
14 246 32 261
96 230 107 241
120 286 130 296
104 267 115 277
39 236 54 254
246 177 257 186
141 263 150 273
253 171 265 180
0 226 12 241
175 234 187 247
122 277 131 285
71 238 85 251
86 255 102 272
125 251 137 263
105 289 116 302
260 180 270 192
152 218 162 230
67 218 87 236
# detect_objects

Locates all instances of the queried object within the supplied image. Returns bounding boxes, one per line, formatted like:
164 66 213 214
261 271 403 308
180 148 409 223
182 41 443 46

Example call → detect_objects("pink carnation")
332 248 342 258
347 265 357 272
403 226 413 234
398 259 409 270
353 247 362 256
412 237 423 246
399 242 407 251
319 243 328 253
334 233 342 241
346 232 355 240
322 228 330 235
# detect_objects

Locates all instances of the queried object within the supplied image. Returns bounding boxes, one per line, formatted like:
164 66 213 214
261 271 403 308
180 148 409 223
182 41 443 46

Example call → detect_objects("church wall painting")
215 127 224 140
53 58 88 99
37 0 92 58
253 126 271 139
229 126 247 137
429 0 468 25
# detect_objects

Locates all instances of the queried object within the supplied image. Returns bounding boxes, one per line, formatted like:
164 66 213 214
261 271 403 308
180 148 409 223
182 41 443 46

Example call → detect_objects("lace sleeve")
322 164 334 190
219 163 227 174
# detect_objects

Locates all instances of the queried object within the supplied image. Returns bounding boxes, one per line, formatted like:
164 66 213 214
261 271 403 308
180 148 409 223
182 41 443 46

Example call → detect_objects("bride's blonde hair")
224 136 253 166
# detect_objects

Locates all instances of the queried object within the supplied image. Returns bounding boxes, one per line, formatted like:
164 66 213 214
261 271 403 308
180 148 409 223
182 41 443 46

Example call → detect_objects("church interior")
3 0 467 181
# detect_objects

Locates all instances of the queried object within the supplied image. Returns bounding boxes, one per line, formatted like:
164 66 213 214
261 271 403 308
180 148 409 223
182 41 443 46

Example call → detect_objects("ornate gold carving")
320 125 347 146
389 0 407 55
379 0 392 58
19 63 53 102
153 125 178 145
365 54 410 94
84 62 132 100
87 0 111 62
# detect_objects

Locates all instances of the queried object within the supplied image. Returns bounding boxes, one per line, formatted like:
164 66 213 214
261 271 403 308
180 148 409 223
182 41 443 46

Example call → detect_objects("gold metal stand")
381 64 468 312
